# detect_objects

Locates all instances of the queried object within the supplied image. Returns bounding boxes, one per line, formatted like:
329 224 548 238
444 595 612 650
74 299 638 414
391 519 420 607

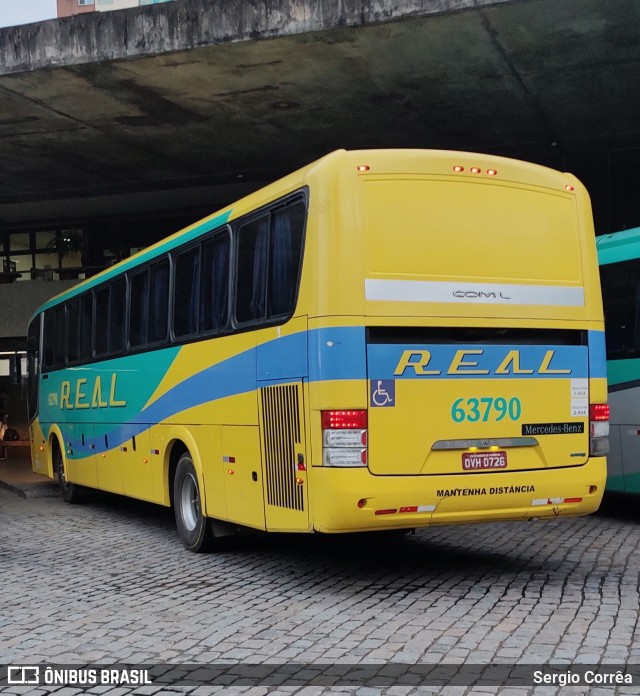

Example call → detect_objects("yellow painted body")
31 149 607 533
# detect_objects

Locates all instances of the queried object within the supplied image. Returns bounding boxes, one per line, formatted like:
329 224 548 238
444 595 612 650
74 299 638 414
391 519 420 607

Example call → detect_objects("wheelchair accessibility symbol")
370 379 395 407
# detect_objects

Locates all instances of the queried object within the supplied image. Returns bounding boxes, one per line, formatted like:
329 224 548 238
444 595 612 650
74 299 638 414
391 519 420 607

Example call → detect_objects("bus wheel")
54 446 82 504
173 453 213 552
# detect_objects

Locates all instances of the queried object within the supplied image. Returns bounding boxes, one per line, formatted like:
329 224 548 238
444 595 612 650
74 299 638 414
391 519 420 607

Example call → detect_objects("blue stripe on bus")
45 327 367 457
308 327 367 382
588 330 607 379
47 327 603 459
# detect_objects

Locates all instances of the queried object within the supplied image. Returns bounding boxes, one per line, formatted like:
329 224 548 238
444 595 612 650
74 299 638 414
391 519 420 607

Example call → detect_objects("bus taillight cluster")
590 403 610 457
322 410 368 467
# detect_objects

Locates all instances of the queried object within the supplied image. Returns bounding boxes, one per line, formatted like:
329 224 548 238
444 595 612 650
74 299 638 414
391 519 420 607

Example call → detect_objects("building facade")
57 0 96 19
57 0 173 18
96 0 140 12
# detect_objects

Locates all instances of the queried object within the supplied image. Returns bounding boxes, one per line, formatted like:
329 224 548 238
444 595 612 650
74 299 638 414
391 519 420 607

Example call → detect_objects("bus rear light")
590 437 609 456
487 169 497 176
357 165 370 172
375 509 397 515
323 448 367 467
453 165 464 172
589 403 609 456
322 410 367 429
590 404 609 421
590 421 609 438
323 429 366 447
322 410 368 467
470 167 481 174
565 184 575 191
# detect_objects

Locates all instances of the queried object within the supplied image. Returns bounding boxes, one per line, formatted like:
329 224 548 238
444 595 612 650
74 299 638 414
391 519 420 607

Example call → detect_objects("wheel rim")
180 472 200 532
56 454 68 490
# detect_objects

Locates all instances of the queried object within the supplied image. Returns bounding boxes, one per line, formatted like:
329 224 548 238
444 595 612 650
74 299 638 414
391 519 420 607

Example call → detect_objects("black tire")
54 444 82 504
173 452 214 552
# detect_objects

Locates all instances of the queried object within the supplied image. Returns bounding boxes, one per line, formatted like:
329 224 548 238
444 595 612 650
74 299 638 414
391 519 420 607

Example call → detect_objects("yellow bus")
27 149 609 551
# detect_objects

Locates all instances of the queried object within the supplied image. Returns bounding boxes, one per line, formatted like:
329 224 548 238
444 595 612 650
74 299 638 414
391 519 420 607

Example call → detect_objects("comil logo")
452 290 512 300
8 666 40 684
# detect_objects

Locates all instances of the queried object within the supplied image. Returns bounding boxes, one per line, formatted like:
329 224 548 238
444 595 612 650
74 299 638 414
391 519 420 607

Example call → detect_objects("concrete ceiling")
1 0 639 235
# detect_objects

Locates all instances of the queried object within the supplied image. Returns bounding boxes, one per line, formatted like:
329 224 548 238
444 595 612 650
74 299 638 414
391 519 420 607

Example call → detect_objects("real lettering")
59 374 127 410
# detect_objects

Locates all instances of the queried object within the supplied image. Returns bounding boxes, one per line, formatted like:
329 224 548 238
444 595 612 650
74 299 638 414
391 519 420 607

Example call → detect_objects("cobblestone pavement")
1 487 639 696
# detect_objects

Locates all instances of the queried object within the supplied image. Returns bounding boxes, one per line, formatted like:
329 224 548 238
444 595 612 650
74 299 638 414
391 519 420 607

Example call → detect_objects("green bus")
597 226 640 494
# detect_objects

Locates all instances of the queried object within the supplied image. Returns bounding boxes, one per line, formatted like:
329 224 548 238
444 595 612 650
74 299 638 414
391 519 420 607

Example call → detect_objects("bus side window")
79 294 93 361
43 311 55 369
149 259 170 344
601 259 640 358
174 246 200 337
268 201 305 317
633 275 640 357
110 279 126 354
67 295 92 364
201 234 230 333
129 269 149 348
236 215 269 324
67 299 80 363
43 305 66 370
95 287 110 356
27 316 40 421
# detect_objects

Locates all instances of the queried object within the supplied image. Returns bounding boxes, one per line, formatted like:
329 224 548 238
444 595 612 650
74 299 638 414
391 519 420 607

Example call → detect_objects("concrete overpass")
1 0 639 239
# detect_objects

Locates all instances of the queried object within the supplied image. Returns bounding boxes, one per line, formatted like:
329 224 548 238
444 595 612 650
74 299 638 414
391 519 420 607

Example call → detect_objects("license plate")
462 451 507 471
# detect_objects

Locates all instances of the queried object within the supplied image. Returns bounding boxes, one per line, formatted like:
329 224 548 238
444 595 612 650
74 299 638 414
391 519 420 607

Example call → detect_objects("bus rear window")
361 178 582 284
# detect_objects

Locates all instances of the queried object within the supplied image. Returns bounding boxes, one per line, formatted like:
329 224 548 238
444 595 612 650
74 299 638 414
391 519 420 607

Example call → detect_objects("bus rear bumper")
311 458 607 532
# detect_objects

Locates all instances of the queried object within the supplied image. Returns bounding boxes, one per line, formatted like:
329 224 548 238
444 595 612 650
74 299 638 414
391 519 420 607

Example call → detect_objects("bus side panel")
30 418 50 477
119 426 153 503
222 425 266 530
96 429 123 494
606 423 625 493
607 379 640 494
64 422 97 489
150 424 223 511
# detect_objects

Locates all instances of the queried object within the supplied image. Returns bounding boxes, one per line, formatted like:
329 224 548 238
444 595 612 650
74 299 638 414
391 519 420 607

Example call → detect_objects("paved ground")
0 468 639 695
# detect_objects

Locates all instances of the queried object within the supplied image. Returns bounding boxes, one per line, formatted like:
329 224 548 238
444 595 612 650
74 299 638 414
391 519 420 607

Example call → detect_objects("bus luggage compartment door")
366 338 590 476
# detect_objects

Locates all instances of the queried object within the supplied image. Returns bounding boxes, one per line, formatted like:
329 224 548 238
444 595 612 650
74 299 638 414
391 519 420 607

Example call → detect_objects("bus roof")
30 148 584 320
596 226 640 266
